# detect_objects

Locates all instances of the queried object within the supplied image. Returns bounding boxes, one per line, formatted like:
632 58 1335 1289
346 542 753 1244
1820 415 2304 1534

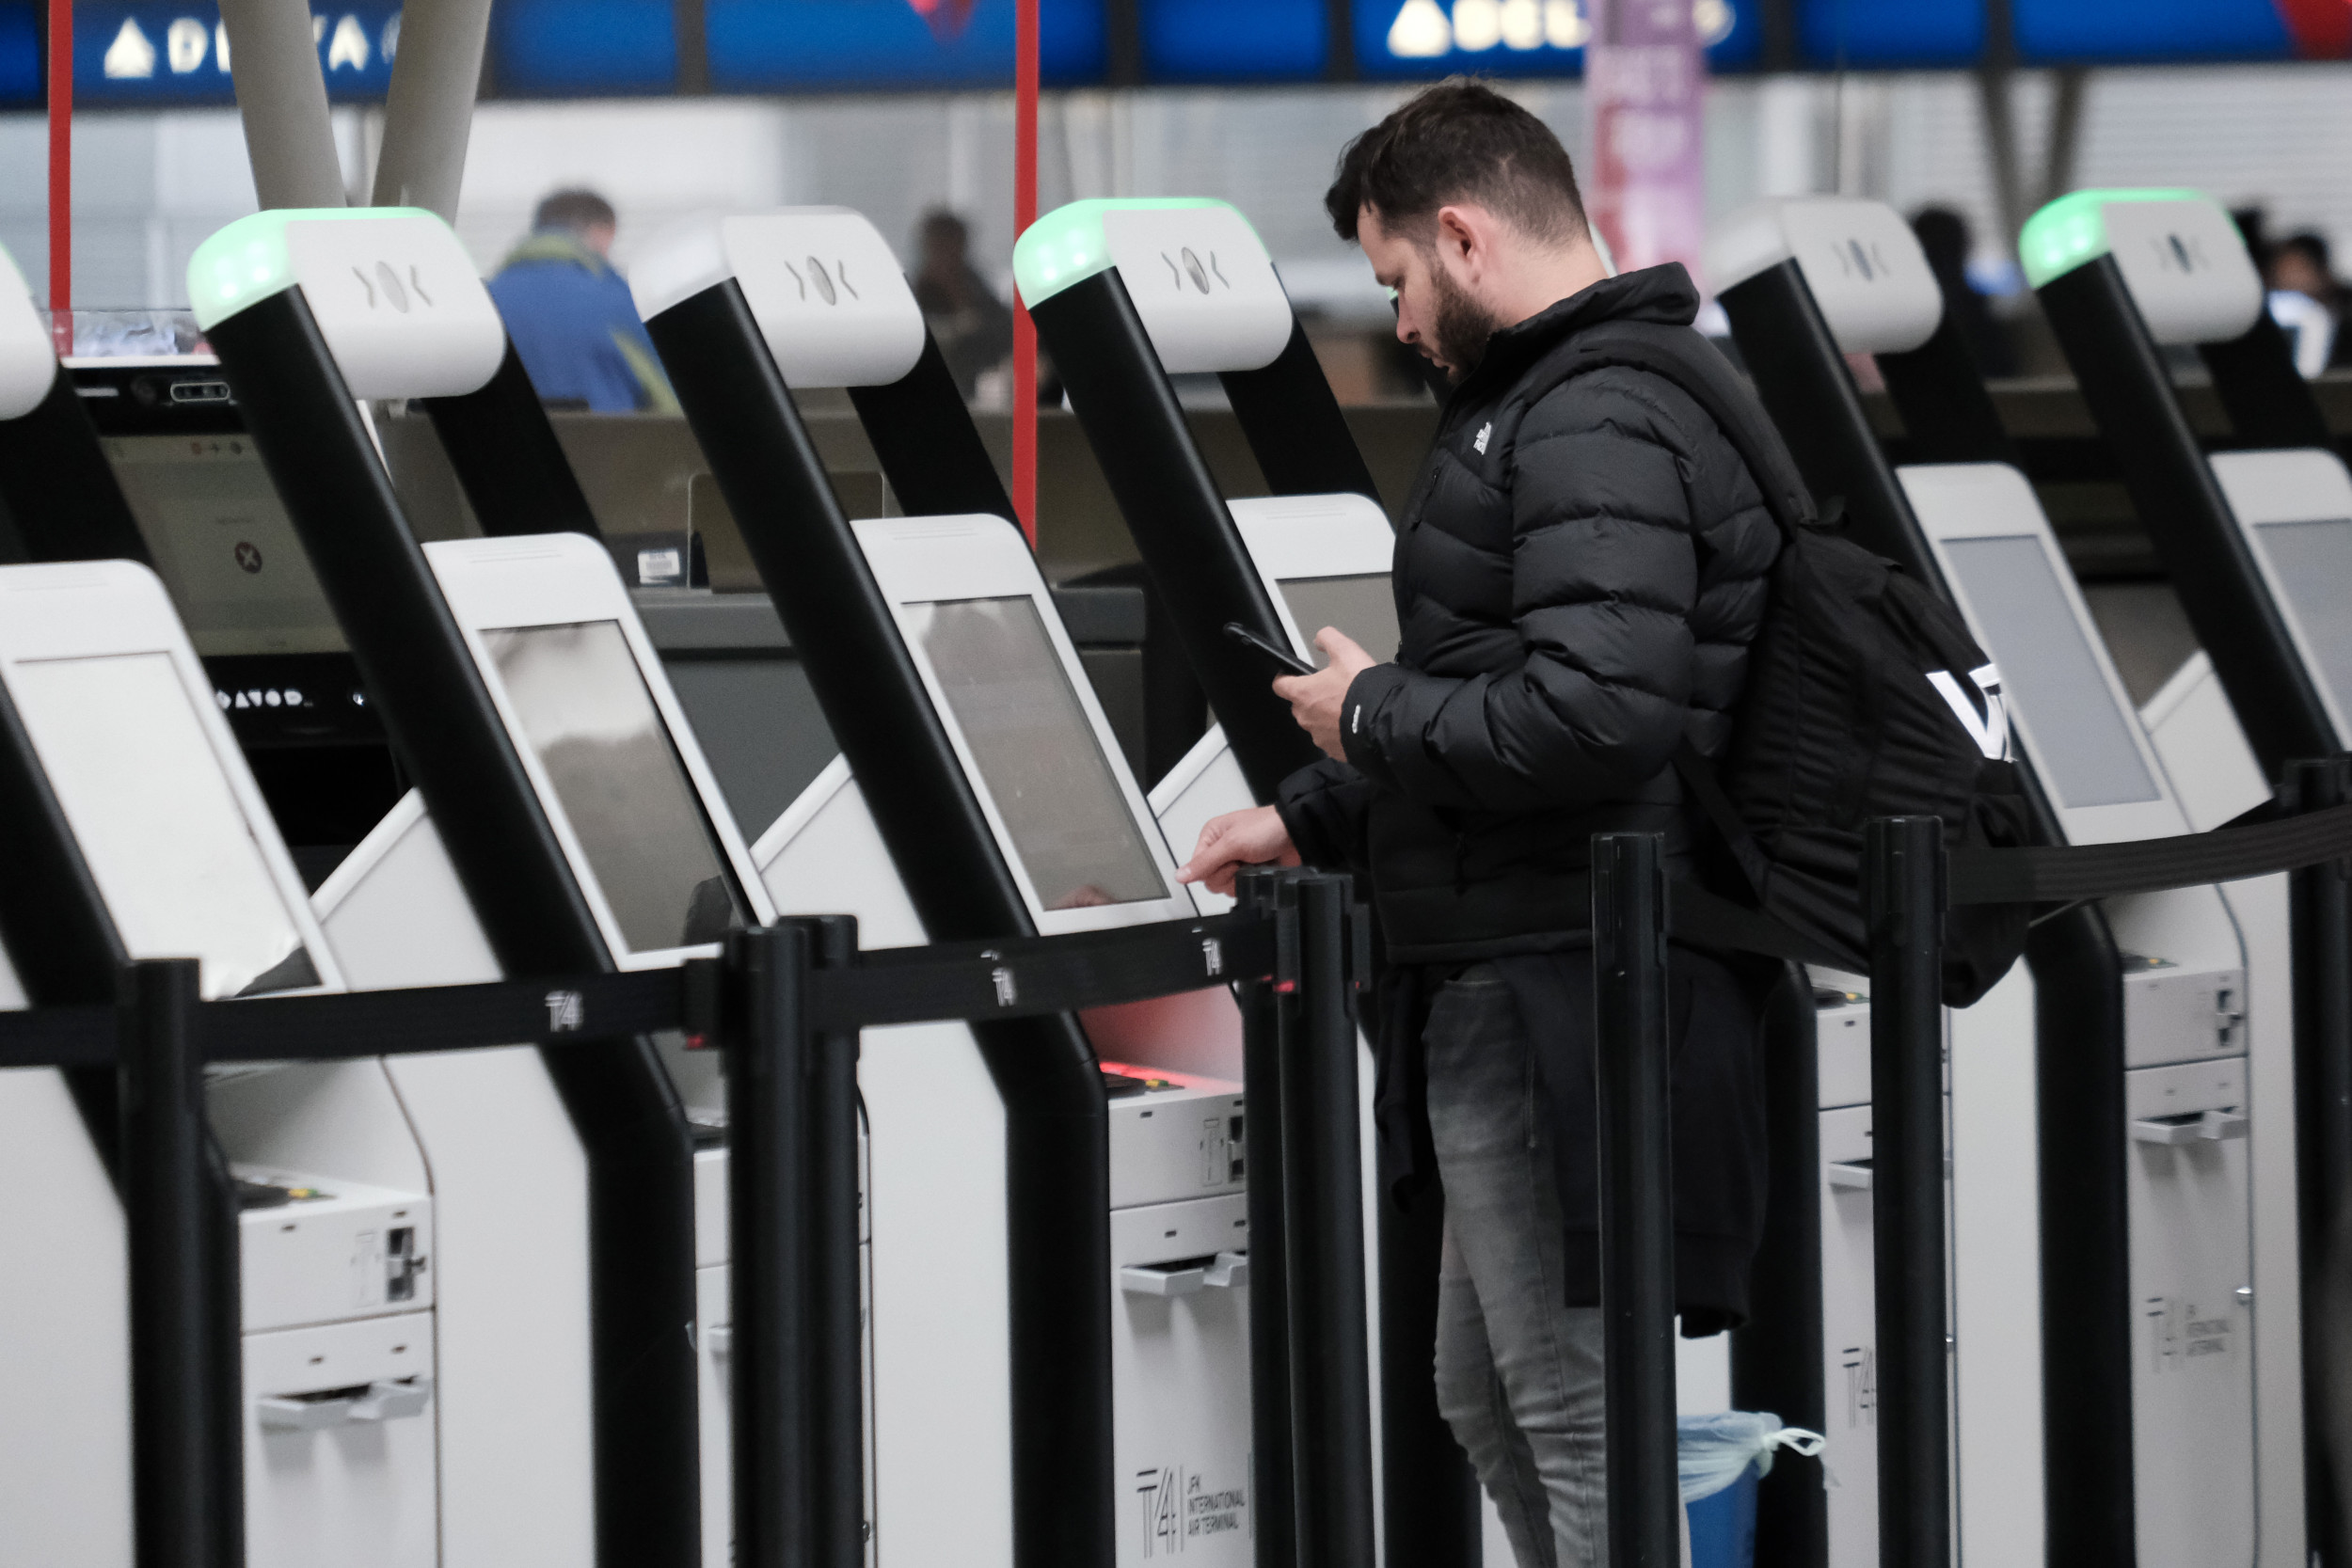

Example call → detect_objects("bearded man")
1178 79 1784 1568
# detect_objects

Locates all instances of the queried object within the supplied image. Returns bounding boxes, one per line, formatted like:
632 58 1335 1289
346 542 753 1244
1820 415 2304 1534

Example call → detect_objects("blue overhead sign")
72 1 400 103
0 2 37 104
492 0 678 92
2013 0 2296 60
1353 0 1758 78
704 0 1104 87
1141 0 1327 79
1799 0 1982 66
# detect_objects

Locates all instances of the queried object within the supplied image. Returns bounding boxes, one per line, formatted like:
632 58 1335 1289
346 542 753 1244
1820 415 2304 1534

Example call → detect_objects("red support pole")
45 0 70 355
1011 0 1039 544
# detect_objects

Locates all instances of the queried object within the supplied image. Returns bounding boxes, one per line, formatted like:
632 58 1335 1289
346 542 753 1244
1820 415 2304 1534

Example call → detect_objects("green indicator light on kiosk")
1012 197 1251 307
187 206 440 330
2018 187 2209 290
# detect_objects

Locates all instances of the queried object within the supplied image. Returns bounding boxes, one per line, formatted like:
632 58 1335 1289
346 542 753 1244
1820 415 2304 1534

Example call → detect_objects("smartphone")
1223 620 1315 677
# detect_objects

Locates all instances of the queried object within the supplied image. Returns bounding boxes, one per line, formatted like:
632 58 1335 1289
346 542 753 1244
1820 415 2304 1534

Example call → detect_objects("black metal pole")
726 925 816 1568
1234 868 1295 1568
119 958 236 1568
1864 816 1951 1568
1277 872 1376 1568
1729 963 1829 1568
808 918 867 1568
1592 832 1680 1568
2287 758 2352 1568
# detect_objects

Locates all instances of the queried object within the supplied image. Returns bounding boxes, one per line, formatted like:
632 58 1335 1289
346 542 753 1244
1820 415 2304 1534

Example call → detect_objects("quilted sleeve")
1341 368 1701 813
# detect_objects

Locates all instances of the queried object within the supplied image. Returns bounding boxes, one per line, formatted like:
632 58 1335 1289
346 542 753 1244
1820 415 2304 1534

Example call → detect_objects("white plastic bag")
1677 1411 1826 1504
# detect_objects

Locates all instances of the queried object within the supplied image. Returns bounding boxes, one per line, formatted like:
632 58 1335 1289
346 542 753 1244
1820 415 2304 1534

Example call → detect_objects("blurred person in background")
2258 231 2333 375
489 188 680 414
913 209 1015 400
1912 205 2015 377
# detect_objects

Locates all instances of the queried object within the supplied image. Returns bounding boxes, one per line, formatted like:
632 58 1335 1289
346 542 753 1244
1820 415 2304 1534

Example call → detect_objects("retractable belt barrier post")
1866 818 1952 1568
1594 832 1682 1568
119 958 238 1568
6 895 1375 1568
1233 870 1296 1568
2285 759 2352 1568
1270 870 1378 1568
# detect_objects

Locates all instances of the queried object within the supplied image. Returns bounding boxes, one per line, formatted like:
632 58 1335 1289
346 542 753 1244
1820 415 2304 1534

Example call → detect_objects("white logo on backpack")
1474 422 1491 454
1927 662 2010 761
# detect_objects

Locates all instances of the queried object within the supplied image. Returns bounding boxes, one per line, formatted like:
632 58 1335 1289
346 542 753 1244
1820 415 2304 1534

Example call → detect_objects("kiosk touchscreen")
0 559 447 1568
635 206 1259 1567
1709 195 2275 1568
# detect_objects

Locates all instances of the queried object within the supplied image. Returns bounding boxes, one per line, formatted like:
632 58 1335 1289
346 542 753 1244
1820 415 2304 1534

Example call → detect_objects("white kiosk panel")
0 562 335 997
2210 447 2352 746
426 532 777 966
855 515 1197 935
1900 462 2257 1568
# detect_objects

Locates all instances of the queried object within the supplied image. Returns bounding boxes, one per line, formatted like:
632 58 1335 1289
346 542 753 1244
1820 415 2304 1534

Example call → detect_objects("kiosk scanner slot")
1016 196 1484 1568
636 206 1261 1568
2023 186 2352 1568
1712 195 2276 1568
187 206 753 1568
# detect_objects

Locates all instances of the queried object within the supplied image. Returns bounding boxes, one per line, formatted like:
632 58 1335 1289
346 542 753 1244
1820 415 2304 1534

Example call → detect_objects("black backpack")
1549 323 2032 1006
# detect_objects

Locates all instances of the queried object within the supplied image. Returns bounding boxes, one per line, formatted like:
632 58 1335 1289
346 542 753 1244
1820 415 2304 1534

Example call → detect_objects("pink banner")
1584 0 1707 284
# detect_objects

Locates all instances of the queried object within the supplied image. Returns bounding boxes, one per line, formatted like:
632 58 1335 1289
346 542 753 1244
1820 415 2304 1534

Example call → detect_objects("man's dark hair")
1326 78 1585 245
534 188 617 234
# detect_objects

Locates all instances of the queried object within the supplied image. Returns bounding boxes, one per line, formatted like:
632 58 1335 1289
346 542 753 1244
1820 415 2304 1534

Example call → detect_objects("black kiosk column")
636 211 1118 1568
188 207 706 1568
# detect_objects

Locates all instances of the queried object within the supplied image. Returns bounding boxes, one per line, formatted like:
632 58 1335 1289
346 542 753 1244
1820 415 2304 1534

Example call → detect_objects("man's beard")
1427 261 1503 385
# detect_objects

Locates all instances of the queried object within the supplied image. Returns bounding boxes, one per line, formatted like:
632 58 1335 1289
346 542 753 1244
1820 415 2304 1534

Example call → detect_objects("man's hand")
1176 805 1299 896
1274 627 1377 761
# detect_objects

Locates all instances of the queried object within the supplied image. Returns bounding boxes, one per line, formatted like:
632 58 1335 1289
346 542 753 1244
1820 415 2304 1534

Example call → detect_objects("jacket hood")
1453 262 1702 405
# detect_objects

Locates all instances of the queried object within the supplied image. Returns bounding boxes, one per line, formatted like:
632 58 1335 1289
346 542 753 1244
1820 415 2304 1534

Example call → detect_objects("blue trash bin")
1679 1412 1824 1568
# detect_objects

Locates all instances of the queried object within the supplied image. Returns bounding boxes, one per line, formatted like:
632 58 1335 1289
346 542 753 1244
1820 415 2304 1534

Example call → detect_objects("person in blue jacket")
487 189 679 414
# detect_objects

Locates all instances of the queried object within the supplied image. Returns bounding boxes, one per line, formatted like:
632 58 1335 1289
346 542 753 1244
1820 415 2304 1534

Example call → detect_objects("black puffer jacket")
1278 264 1779 958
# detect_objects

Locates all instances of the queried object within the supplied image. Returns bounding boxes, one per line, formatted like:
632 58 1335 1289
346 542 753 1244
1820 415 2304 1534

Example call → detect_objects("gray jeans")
1427 962 1609 1568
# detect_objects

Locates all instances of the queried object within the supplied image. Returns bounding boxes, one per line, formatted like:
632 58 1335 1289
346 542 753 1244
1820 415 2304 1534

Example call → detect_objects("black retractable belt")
16 899 1345 1568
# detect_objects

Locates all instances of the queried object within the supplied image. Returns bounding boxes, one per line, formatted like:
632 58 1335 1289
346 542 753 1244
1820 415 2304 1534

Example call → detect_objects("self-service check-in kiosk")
633 207 1260 1567
1014 196 1516 1567
184 206 809 1568
0 277 620 1568
2025 185 2352 1568
0 242 497 1568
1713 195 2273 1568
